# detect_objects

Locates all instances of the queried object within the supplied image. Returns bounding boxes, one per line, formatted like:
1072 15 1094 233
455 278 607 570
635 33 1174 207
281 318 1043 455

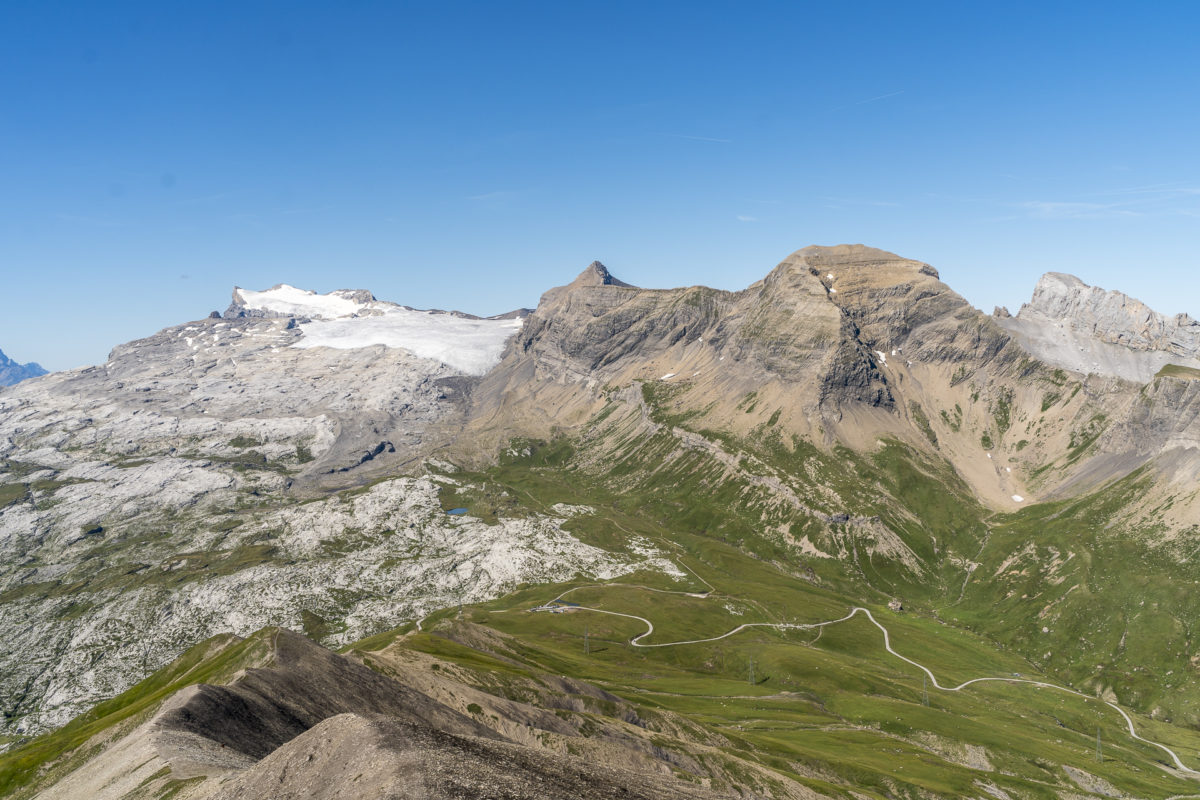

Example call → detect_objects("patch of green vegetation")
1040 391 1061 412
980 432 994 450
908 402 937 446
938 404 962 433
29 478 85 494
736 390 758 414
210 516 242 533
227 435 262 449
0 460 42 479
113 458 151 469
1067 414 1108 461
992 387 1013 434
202 450 288 474
437 479 530 525
1156 364 1200 380
158 776 207 799
466 702 483 715
295 444 314 463
640 380 709 426
0 631 273 797
301 609 343 643
0 483 28 509
1015 439 1029 451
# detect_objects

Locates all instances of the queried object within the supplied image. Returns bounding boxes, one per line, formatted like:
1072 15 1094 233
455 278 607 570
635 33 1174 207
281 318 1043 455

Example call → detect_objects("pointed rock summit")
574 261 633 288
0 347 47 386
536 261 636 309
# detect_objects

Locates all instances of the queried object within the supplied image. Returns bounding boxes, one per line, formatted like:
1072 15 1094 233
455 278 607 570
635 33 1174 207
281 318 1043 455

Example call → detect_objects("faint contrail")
833 89 905 111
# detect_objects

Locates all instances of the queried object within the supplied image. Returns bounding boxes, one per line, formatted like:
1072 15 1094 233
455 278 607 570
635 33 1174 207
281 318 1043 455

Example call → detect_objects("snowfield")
235 284 524 375
295 312 524 375
235 285 368 319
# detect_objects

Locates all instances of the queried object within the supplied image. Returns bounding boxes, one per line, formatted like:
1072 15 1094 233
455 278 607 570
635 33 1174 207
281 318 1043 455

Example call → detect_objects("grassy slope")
0 630 274 799
9 384 1200 798
418 423 1200 799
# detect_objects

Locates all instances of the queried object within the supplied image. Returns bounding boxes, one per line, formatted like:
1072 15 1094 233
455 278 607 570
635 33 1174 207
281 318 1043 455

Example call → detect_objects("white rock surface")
998 272 1200 382
0 296 548 738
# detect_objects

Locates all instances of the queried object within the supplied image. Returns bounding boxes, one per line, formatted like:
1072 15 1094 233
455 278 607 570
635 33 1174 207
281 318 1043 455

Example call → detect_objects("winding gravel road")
544 596 1200 778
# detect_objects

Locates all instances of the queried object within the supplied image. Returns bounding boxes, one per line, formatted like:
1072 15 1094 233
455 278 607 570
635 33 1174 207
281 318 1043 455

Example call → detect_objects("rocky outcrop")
0 347 47 386
1024 272 1200 357
997 272 1200 382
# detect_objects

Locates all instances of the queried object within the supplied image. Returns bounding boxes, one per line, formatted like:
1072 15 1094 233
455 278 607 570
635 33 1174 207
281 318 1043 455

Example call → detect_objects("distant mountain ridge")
996 271 1200 382
0 348 47 386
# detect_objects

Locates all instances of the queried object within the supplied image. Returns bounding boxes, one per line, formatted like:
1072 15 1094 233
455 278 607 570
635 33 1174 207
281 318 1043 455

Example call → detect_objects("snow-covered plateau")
232 284 525 375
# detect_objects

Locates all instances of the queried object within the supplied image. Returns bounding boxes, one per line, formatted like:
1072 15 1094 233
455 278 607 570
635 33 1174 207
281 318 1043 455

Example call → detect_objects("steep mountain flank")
468 246 1200 518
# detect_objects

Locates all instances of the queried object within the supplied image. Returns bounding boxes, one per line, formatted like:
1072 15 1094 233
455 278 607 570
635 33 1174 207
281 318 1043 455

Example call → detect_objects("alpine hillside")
4 246 1200 800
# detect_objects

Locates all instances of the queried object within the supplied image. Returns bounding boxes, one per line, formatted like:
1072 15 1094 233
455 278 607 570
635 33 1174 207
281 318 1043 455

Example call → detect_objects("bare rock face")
1025 273 1200 357
997 272 1200 382
474 244 1024 454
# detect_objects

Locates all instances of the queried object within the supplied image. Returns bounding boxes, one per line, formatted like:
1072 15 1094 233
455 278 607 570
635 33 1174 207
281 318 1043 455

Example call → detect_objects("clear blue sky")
3 1 1199 370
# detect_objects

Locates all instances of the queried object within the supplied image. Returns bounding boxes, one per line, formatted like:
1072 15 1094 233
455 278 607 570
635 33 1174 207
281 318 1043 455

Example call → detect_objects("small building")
887 598 903 612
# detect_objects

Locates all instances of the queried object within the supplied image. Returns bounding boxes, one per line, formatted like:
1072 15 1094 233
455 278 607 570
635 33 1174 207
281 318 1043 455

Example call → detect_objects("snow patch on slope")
236 285 367 319
295 313 523 375
235 284 523 376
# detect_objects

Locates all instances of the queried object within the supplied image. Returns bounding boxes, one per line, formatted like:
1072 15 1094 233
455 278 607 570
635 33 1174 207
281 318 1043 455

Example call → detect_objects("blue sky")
3 1 1199 370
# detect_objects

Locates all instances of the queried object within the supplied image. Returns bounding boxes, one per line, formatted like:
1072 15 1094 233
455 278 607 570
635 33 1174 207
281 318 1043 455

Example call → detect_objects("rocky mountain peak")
1017 272 1200 359
534 261 636 311
0 347 48 387
996 271 1200 383
574 261 633 288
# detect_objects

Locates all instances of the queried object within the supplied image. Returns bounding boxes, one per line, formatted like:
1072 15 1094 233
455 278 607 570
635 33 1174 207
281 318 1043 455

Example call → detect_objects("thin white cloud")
1021 201 1139 220
736 215 757 222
